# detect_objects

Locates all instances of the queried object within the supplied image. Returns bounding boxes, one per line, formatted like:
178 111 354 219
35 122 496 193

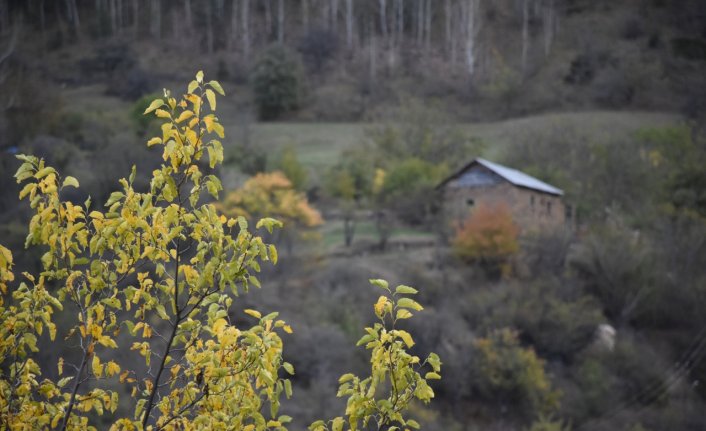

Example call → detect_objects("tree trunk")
206 0 214 53
117 0 124 29
331 0 339 32
301 0 309 31
543 0 554 56
464 0 479 78
521 0 529 77
183 0 192 35
424 0 432 52
277 0 284 44
0 0 8 33
150 0 160 40
66 0 81 38
345 0 353 50
445 0 452 55
379 0 387 39
416 0 423 45
369 24 377 85
170 4 178 41
396 0 404 45
343 213 356 247
132 0 138 38
229 0 238 50
39 0 46 46
241 0 250 60
263 0 272 40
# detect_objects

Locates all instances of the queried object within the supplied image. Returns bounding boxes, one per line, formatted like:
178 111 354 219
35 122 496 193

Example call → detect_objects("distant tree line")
0 0 567 82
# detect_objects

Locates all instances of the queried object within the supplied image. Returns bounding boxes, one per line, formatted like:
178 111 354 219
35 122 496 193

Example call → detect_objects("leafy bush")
251 46 304 121
376 158 447 226
473 281 605 361
274 147 308 192
569 222 656 323
453 203 520 279
0 73 440 430
470 328 561 417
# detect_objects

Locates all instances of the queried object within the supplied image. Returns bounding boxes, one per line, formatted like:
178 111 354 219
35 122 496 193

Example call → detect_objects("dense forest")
1 1 706 430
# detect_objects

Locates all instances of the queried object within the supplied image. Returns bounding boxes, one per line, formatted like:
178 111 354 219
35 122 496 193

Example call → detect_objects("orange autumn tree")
218 171 323 251
453 203 520 278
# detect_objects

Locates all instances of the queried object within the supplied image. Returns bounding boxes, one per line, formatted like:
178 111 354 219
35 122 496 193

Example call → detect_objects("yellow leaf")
395 330 415 348
205 88 216 111
62 176 80 188
106 361 121 377
143 98 164 114
147 137 162 147
155 109 171 119
213 318 227 336
175 110 194 123
244 309 261 319
374 296 388 318
196 70 204 83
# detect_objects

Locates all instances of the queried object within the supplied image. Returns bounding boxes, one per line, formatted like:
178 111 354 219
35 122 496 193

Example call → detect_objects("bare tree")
543 0 555 56
65 0 81 38
263 0 272 40
206 0 214 53
424 0 432 52
416 0 423 45
395 0 404 44
241 0 250 59
277 0 284 44
0 0 8 33
132 0 139 38
331 0 339 32
183 0 193 35
445 0 452 55
150 0 160 40
379 0 387 39
345 0 353 50
228 0 239 50
109 0 117 35
463 0 480 77
301 0 309 30
521 0 530 76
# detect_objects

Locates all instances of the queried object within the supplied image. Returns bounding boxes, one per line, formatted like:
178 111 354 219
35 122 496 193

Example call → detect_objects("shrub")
377 158 447 226
476 281 605 361
251 46 304 120
274 147 308 191
0 73 440 430
569 222 656 323
453 203 520 278
470 328 561 416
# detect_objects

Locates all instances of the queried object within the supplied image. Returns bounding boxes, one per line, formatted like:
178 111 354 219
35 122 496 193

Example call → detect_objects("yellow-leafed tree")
0 72 440 431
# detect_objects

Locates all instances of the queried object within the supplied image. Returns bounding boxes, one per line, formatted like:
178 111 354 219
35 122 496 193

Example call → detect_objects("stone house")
437 158 571 233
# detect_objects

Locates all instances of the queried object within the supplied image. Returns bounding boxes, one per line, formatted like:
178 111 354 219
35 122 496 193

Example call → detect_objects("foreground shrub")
0 73 440 430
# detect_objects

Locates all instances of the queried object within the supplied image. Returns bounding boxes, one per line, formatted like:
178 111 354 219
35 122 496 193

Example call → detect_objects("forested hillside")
1 1 706 431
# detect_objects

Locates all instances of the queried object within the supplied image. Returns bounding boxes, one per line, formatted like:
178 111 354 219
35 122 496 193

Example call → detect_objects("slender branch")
59 344 89 431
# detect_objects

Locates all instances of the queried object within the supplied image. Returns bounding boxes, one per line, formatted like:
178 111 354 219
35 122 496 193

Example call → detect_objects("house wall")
442 182 569 234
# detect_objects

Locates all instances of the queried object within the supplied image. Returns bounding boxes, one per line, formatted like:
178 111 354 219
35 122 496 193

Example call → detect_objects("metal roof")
439 158 564 196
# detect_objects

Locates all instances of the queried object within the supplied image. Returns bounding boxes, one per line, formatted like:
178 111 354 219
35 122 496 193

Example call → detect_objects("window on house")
547 201 552 215
530 195 535 212
467 198 475 207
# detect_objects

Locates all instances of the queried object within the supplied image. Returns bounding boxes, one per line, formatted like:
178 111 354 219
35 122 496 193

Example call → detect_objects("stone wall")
442 182 570 234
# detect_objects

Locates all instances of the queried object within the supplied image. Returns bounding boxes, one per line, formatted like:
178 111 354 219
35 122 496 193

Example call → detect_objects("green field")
64 84 680 173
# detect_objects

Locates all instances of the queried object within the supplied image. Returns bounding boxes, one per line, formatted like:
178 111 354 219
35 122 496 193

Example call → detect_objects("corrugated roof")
476 158 563 195
437 158 563 196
